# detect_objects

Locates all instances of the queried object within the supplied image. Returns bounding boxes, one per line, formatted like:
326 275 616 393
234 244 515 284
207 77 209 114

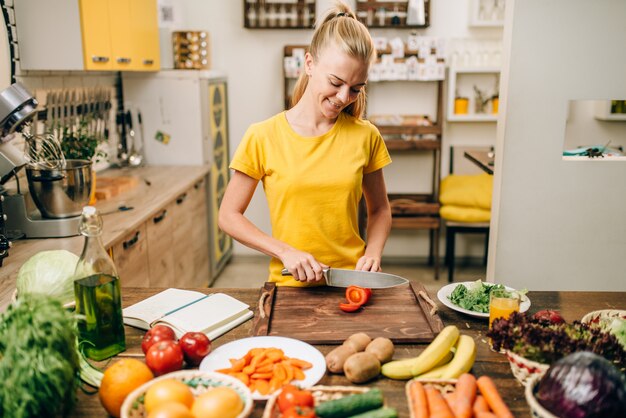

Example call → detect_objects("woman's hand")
280 249 327 283
355 255 382 272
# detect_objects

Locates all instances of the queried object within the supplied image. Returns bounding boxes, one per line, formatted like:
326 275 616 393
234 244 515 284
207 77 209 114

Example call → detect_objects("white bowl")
525 374 558 418
120 370 253 418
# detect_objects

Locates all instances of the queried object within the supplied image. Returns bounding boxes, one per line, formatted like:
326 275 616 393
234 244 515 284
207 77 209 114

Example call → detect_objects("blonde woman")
219 1 392 286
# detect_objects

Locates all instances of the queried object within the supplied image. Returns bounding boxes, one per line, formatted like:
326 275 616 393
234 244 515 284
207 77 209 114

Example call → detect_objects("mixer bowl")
26 159 93 219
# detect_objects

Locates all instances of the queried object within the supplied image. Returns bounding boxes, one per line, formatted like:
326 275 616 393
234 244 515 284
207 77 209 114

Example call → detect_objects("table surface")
464 150 495 174
71 287 626 417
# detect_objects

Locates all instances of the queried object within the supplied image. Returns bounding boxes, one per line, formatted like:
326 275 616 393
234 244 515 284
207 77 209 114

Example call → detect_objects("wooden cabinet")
15 0 160 71
146 205 175 287
111 224 150 287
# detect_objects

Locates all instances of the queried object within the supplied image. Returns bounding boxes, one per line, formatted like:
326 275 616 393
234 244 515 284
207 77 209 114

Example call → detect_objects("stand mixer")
0 82 92 249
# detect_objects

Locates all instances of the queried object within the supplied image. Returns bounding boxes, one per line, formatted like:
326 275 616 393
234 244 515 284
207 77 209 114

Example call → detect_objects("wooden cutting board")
251 282 444 344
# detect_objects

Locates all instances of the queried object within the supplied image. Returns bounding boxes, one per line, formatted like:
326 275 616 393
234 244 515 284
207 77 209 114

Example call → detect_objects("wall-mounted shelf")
469 0 506 28
594 100 626 121
244 0 316 29
447 67 500 122
355 1 430 29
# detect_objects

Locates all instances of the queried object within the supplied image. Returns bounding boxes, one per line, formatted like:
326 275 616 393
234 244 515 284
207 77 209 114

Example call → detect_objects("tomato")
179 332 212 366
145 340 184 376
141 324 177 354
282 406 316 418
277 385 315 412
346 286 372 305
339 302 362 313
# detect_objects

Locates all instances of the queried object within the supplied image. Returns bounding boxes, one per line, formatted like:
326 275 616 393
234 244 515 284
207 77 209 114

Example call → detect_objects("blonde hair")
290 1 376 118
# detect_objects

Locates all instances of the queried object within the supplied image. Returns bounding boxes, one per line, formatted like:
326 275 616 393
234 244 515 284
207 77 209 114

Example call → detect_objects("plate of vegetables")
437 280 531 319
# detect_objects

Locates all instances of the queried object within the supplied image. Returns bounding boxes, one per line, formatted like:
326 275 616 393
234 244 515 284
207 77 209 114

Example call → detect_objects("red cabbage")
535 351 626 418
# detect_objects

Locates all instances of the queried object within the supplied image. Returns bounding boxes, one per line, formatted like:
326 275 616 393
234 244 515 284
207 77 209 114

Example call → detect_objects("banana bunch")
381 325 476 380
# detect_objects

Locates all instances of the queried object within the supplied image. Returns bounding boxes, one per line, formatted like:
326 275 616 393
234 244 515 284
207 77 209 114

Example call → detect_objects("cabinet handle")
176 193 188 204
194 180 204 190
92 56 110 63
143 59 154 65
153 209 167 224
117 57 132 64
123 231 140 250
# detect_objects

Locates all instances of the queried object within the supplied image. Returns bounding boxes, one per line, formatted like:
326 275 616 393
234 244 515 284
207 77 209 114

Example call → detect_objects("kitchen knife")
281 267 408 289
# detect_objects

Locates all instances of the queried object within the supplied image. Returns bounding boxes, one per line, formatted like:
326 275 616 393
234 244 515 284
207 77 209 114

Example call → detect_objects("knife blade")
281 267 408 289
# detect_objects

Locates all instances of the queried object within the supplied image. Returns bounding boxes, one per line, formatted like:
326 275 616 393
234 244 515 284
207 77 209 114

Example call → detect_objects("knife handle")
281 267 330 276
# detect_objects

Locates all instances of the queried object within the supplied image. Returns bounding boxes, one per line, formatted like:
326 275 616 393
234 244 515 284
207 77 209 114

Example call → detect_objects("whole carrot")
473 394 490 415
409 380 429 418
452 373 477 418
476 376 514 418
425 387 455 418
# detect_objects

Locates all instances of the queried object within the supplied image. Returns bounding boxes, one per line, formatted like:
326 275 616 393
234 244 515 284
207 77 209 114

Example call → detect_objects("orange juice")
489 290 520 329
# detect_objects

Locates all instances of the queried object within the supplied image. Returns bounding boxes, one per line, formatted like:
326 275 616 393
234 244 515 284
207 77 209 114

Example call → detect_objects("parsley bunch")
448 280 505 313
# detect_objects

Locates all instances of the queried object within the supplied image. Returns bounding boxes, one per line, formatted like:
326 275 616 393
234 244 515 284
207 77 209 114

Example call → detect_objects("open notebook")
122 288 254 340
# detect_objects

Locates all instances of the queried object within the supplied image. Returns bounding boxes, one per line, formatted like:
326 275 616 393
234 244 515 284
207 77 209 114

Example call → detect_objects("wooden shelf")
355 1 430 29
447 66 500 122
244 0 316 29
384 138 440 151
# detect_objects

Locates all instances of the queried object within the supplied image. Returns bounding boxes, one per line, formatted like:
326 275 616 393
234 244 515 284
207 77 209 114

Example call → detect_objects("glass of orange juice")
489 289 521 329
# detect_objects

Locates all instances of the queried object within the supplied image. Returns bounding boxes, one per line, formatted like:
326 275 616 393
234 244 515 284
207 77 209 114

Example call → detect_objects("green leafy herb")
0 294 80 418
448 279 505 313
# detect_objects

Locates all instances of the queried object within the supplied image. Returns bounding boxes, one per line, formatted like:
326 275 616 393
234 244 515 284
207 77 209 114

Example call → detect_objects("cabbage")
608 318 626 349
16 250 79 306
535 351 626 418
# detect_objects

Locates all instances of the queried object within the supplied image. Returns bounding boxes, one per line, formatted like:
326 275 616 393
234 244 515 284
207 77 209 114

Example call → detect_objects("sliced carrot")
215 367 233 374
265 348 285 361
286 358 313 370
476 413 498 418
292 366 305 381
409 380 429 418
231 372 250 386
452 373 477 418
255 379 270 395
476 376 514 418
229 357 247 372
249 347 265 357
273 363 287 381
425 387 455 418
473 395 490 415
250 372 273 379
248 379 257 393
268 375 282 393
243 351 267 375
254 363 274 374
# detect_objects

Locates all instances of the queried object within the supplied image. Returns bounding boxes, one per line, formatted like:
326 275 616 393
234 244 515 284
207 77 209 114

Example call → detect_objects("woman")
219 1 392 286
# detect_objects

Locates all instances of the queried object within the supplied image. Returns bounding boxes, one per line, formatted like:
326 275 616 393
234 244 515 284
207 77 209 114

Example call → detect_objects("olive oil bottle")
74 206 126 361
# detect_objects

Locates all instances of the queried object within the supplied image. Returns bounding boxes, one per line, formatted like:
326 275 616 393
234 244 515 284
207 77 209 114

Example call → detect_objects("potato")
325 344 357 373
343 352 381 383
343 332 372 352
365 337 395 364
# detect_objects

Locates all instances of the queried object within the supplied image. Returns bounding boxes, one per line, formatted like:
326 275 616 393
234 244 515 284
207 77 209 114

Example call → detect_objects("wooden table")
464 150 495 174
71 288 626 417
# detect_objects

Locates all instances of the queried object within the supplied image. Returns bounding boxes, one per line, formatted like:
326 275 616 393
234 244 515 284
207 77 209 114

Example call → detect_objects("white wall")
488 0 626 291
181 0 503 258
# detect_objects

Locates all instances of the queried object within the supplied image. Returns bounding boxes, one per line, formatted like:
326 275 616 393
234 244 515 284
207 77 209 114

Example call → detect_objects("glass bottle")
74 206 126 361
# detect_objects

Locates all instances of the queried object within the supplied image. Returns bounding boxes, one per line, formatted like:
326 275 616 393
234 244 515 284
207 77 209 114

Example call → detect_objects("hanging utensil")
126 109 143 167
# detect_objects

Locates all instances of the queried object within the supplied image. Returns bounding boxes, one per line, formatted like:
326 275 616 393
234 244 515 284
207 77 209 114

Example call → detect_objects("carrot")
268 375 282 393
409 381 429 418
229 357 247 372
250 372 274 380
286 357 313 370
473 395 490 415
292 366 305 381
265 348 285 361
452 373 477 418
425 387 455 418
476 376 514 418
255 379 270 395
231 372 250 386
215 367 233 373
243 351 267 375
476 413 498 418
443 392 456 412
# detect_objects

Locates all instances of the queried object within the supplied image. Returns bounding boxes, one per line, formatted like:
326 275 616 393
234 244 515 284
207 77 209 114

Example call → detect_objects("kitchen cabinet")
14 0 160 71
447 67 500 122
111 224 150 287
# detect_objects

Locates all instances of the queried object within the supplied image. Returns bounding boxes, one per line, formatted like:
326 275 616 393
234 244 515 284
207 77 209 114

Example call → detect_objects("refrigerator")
122 70 233 281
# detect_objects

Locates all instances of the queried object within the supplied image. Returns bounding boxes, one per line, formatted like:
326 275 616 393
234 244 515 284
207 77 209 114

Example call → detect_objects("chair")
440 146 492 283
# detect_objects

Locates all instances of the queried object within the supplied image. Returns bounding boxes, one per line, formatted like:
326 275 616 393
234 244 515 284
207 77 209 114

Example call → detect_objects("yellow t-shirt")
230 112 392 286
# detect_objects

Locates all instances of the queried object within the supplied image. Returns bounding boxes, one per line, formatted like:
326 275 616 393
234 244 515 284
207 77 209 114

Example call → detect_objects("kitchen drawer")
189 178 211 286
172 190 195 287
111 224 149 287
146 204 175 287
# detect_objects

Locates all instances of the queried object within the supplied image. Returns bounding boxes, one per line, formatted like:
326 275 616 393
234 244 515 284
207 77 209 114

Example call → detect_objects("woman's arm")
357 168 392 271
218 170 326 281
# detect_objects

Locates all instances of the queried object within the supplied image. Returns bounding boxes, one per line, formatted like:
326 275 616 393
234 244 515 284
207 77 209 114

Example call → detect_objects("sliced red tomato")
346 286 372 305
339 302 362 313
277 385 315 412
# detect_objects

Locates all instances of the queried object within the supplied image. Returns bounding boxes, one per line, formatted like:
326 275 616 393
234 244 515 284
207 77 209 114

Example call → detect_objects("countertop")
0 165 210 311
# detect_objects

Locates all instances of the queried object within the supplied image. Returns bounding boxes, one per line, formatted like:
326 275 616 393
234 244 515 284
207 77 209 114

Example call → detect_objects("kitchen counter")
69 286 625 418
0 165 210 311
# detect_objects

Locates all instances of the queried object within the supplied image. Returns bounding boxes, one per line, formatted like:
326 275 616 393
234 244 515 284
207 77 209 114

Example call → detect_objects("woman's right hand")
280 249 327 283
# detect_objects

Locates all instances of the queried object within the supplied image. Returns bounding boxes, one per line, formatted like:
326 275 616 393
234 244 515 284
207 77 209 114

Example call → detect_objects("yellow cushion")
439 173 493 210
440 205 491 222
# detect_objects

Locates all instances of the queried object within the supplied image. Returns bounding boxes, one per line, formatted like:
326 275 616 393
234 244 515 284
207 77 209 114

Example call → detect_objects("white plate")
199 336 326 400
437 281 531 319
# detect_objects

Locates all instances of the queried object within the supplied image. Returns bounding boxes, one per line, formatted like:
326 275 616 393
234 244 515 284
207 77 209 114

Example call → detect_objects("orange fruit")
147 401 194 418
191 386 244 418
144 379 195 414
99 358 154 418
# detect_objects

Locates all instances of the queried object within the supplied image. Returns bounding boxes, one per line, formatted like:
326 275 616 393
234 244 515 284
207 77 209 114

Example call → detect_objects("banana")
439 334 476 379
381 325 459 380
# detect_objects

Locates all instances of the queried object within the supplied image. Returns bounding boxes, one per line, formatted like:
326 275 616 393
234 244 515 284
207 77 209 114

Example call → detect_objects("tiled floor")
211 255 487 295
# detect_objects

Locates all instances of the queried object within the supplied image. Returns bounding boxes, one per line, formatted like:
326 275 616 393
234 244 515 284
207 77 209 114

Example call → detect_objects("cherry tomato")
277 385 315 412
282 406 316 418
141 324 177 354
179 332 212 367
339 302 362 313
145 340 184 376
346 286 372 305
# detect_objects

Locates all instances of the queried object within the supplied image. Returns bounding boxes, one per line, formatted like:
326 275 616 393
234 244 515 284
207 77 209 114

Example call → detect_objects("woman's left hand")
355 255 382 272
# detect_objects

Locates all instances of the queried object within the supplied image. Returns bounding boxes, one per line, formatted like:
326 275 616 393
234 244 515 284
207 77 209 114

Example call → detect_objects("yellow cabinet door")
108 0 134 71
130 0 161 71
79 0 113 70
